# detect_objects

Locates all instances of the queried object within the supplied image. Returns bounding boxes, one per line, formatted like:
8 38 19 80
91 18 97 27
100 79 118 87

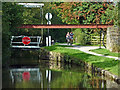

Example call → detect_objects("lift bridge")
11 35 41 49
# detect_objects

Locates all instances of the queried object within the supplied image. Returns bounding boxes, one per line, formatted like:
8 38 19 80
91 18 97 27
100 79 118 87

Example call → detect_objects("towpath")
59 44 120 60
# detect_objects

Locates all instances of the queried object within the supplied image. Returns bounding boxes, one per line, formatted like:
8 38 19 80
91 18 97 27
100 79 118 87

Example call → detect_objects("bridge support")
102 29 106 48
99 29 102 49
99 29 106 49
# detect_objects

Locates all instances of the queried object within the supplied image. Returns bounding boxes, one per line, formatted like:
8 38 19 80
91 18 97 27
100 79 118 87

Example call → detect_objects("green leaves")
50 2 114 25
105 3 118 25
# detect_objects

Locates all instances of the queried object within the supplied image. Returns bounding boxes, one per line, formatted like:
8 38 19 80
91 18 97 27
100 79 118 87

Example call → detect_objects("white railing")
11 35 41 49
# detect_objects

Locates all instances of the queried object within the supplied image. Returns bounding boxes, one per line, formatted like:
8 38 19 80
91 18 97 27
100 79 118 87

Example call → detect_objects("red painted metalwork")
17 24 113 29
22 37 31 45
22 72 30 81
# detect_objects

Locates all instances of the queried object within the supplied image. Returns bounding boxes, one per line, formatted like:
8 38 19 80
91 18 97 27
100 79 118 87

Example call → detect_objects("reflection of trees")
50 70 108 88
48 60 107 88
16 80 42 88
89 78 106 88
39 69 62 88
50 71 92 88
49 60 84 72
81 74 91 88
49 60 63 70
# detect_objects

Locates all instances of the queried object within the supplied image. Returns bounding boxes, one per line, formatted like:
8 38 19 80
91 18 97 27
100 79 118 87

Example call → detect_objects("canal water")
2 53 119 89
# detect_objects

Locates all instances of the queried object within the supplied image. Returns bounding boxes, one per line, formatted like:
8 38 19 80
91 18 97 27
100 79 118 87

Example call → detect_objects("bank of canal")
39 45 120 84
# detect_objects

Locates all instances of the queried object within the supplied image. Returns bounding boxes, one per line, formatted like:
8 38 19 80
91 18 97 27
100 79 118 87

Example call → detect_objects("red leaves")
74 3 77 6
78 11 82 14
51 7 55 10
87 11 90 14
50 2 113 24
91 9 95 12
100 11 105 14
79 2 82 6
73 11 77 15
70 17 74 20
103 3 106 7
100 8 103 10
83 15 86 19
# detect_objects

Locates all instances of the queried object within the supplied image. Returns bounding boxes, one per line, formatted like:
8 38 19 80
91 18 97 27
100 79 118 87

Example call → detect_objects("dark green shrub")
73 29 91 45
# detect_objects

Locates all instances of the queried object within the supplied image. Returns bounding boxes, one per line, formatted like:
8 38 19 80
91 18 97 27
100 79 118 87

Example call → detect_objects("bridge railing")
11 35 41 49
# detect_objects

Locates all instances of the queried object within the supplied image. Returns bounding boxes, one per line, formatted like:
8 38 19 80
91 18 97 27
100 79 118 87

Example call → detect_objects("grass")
44 45 120 76
90 48 119 57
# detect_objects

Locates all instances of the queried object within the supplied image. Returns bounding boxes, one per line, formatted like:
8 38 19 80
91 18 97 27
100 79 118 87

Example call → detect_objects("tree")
49 2 116 44
50 2 114 24
105 2 118 26
17 2 70 43
2 2 24 65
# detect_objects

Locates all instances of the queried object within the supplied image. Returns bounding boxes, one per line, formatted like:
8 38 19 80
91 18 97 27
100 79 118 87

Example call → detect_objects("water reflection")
2 59 119 89
46 70 51 83
10 68 41 83
9 68 43 88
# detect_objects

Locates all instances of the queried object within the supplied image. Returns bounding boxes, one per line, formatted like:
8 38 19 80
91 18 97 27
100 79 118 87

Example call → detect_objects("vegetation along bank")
39 45 120 84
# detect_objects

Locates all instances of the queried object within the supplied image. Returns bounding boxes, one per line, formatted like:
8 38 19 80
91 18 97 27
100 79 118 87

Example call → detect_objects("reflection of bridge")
9 67 52 88
10 68 41 83
11 35 41 49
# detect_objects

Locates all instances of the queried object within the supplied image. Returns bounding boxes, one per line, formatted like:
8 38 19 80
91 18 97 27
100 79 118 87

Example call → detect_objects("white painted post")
38 36 41 46
37 36 39 46
46 70 48 79
52 40 54 45
49 36 51 46
46 37 48 46
10 36 14 46
48 70 51 83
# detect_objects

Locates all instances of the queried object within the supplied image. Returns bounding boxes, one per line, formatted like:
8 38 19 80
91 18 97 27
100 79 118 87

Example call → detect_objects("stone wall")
39 48 120 84
107 26 120 52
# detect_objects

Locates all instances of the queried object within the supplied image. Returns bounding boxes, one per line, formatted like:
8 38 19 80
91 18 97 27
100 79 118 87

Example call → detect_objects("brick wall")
106 27 120 52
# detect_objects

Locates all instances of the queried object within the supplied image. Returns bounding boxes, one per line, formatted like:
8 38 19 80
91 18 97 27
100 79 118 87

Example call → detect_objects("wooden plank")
91 35 106 45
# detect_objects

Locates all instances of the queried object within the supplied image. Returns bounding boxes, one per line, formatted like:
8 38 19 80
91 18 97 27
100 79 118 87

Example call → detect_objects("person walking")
69 32 74 45
66 32 70 45
66 32 70 40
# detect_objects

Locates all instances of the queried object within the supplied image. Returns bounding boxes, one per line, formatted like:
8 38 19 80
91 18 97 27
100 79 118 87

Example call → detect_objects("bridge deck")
17 24 113 29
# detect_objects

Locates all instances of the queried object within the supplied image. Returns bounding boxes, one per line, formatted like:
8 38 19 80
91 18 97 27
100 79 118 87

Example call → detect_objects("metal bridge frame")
11 35 41 49
18 24 113 29
17 24 113 48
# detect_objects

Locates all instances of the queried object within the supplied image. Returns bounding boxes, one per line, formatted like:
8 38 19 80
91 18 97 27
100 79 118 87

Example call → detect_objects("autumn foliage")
50 2 114 24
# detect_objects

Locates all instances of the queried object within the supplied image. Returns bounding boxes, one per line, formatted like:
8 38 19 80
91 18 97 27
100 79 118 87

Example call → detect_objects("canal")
2 50 119 89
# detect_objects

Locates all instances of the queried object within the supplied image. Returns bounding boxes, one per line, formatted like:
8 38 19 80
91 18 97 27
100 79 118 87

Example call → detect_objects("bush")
73 29 90 45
